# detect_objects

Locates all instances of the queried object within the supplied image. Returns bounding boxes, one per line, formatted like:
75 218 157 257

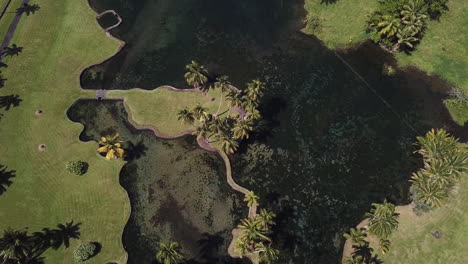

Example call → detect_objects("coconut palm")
225 89 243 108
245 80 265 103
244 191 259 208
177 108 195 125
0 164 15 195
0 229 30 262
193 125 210 141
379 239 391 255
233 119 254 140
416 129 458 161
257 243 279 264
245 108 261 121
238 218 270 242
257 209 276 232
184 61 208 89
219 135 239 154
98 133 125 160
192 104 208 121
343 228 367 247
156 242 184 264
2 44 23 57
365 200 399 239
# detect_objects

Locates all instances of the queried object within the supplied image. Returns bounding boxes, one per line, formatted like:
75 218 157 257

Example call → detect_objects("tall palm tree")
219 135 239 154
177 108 195 125
192 104 208 121
257 243 279 264
156 242 184 264
257 209 276 232
0 164 15 195
245 108 261 121
1 44 23 57
365 200 399 239
184 61 208 89
245 80 265 103
225 89 243 108
233 119 254 140
0 229 30 262
243 191 259 208
343 228 367 247
98 133 125 160
214 75 231 115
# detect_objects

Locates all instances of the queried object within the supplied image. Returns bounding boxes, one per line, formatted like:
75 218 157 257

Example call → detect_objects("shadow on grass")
0 94 22 110
0 163 15 195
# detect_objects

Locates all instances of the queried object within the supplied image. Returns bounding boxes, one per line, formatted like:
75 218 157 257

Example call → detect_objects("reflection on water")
76 0 465 263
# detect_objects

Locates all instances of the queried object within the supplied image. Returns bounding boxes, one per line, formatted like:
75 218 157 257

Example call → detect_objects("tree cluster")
0 221 81 264
367 0 449 52
66 161 89 176
410 129 468 209
73 242 98 263
180 61 266 154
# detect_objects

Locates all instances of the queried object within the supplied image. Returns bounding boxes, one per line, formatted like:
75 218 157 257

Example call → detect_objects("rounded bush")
66 161 89 175
73 242 97 262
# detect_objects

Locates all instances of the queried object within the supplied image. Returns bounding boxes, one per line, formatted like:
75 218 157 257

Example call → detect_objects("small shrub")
66 161 89 175
73 242 97 262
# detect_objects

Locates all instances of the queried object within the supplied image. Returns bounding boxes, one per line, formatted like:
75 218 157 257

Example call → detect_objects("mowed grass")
107 87 230 136
303 0 378 49
381 177 468 263
0 0 130 263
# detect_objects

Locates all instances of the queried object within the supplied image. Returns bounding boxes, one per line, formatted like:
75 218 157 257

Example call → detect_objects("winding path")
0 0 30 60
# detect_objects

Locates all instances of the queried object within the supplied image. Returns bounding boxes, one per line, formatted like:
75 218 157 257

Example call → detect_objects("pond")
77 0 465 263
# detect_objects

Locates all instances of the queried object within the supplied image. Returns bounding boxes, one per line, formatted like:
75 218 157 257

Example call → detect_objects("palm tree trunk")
215 89 223 116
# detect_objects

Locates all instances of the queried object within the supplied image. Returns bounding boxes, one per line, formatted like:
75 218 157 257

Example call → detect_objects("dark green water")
76 0 466 263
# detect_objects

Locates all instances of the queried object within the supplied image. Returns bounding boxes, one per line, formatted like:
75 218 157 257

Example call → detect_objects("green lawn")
106 87 230 136
381 176 468 263
0 0 24 43
0 0 130 263
303 0 378 49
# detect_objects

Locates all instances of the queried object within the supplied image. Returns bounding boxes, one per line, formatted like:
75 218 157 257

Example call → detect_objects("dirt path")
0 0 30 60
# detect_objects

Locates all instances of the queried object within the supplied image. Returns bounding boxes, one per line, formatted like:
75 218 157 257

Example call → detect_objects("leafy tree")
243 191 259 207
73 243 97 262
177 108 195 125
184 61 208 89
343 228 367 247
66 161 89 176
0 164 15 195
97 133 124 160
156 242 184 264
365 200 399 239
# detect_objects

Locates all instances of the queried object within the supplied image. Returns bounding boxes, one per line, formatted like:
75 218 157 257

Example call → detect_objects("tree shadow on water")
0 95 22 110
124 140 148 161
0 164 15 195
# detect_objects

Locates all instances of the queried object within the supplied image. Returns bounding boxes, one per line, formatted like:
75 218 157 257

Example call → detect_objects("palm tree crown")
156 242 184 264
97 133 125 160
184 61 208 89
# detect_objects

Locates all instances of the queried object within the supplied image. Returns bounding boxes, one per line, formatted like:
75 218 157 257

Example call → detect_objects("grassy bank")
0 0 130 263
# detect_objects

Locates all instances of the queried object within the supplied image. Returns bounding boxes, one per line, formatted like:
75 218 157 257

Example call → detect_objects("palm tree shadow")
16 3 40 16
0 164 15 195
124 140 148 162
0 94 22 110
196 232 224 262
2 44 23 57
50 221 81 249
321 0 339 4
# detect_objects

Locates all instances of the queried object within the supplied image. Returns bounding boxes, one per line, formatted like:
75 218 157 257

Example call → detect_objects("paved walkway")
0 0 30 61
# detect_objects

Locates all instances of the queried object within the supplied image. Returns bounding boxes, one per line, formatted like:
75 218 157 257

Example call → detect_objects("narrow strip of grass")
0 0 130 263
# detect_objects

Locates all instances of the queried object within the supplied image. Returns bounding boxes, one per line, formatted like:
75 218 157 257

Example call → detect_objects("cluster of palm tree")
0 221 81 264
234 192 279 264
367 0 442 52
180 61 266 154
410 129 468 208
156 241 184 264
97 133 125 160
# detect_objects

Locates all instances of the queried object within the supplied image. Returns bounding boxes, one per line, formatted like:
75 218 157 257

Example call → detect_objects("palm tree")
2 44 23 57
235 238 250 256
97 133 125 160
192 104 208 121
0 164 15 195
16 3 40 16
219 135 239 154
257 243 279 264
193 125 210 141
343 228 367 247
225 89 243 108
177 108 195 125
379 238 391 255
238 218 270 242
344 255 366 264
245 108 261 121
214 75 231 115
156 241 184 264
365 200 399 239
416 129 458 161
184 61 208 89
257 209 275 232
244 191 259 208
233 119 254 140
375 15 401 38
410 171 447 207
245 80 265 103
0 229 30 262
